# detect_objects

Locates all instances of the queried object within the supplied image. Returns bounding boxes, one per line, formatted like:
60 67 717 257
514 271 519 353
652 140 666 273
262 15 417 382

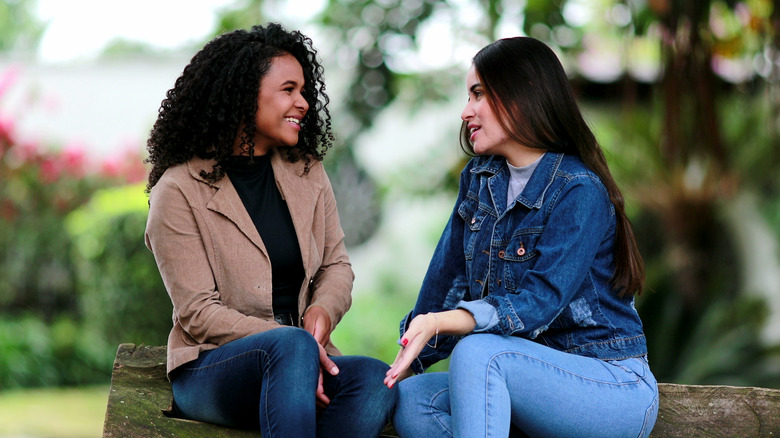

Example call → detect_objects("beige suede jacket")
145 150 353 377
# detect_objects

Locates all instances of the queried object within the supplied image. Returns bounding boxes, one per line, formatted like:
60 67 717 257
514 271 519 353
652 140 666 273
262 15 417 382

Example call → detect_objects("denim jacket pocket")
458 196 490 261
501 228 542 291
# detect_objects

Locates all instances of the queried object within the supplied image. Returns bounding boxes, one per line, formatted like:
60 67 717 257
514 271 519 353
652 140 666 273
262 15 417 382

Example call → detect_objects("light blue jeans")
394 334 658 438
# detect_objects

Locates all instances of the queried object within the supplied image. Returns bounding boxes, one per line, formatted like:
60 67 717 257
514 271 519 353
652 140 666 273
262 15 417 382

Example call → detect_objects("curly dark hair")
145 22 334 192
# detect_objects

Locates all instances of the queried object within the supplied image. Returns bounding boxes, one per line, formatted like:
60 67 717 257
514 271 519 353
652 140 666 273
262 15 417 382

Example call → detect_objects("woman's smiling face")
252 53 309 155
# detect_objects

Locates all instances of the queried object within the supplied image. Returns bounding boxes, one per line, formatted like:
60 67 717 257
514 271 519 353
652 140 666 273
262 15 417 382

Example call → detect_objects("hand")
303 305 332 347
384 313 437 389
316 342 338 408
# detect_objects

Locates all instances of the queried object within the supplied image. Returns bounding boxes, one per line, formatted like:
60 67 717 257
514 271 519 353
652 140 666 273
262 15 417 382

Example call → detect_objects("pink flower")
100 156 122 179
0 113 15 138
0 65 21 101
62 141 88 178
40 157 63 183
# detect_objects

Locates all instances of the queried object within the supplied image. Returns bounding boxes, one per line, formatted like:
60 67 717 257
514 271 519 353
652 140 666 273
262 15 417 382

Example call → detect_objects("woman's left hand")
304 305 339 407
303 305 332 347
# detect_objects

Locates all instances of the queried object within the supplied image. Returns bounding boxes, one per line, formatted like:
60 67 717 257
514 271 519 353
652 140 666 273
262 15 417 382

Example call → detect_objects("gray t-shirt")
506 154 544 209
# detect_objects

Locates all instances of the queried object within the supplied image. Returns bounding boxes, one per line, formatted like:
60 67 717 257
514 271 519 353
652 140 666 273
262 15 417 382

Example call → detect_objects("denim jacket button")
517 247 526 256
498 250 505 258
471 217 476 224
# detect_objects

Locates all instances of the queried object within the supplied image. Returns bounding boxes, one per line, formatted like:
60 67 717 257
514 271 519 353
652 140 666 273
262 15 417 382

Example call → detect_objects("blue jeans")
394 334 658 438
171 327 396 437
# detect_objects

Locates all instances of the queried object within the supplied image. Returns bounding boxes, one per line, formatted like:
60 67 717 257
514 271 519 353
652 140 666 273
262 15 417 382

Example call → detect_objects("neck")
504 146 545 167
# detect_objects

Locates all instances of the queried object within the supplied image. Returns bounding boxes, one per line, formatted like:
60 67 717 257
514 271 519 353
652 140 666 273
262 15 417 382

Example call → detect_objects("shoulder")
556 155 605 190
550 155 612 212
150 158 215 203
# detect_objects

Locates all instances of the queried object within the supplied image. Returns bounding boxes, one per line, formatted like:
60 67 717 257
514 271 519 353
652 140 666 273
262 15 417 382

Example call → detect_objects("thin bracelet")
426 312 439 348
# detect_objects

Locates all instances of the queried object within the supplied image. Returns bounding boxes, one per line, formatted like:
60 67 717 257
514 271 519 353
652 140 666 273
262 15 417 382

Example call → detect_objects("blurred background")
0 0 778 436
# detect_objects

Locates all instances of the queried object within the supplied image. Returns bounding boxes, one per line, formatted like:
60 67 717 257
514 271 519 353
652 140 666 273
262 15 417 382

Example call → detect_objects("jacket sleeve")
399 159 475 373
306 167 354 332
145 176 278 347
479 175 613 338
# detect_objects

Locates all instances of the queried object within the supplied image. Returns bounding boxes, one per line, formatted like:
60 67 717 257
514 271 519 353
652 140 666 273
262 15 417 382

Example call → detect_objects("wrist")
426 312 439 348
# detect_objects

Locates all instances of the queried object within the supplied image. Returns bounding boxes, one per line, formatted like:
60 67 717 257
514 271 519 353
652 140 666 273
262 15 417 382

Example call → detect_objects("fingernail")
331 366 339 375
389 382 394 389
402 338 408 346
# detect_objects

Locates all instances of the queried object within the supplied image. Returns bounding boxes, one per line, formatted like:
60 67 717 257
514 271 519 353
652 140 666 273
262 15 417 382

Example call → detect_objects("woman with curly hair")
144 23 396 437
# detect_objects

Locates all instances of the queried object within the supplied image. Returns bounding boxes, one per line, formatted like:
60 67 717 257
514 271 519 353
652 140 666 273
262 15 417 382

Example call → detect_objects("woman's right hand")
383 313 438 389
384 309 477 389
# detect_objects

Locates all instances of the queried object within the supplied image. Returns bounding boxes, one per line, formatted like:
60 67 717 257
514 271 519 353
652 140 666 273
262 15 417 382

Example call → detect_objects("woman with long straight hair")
385 37 658 438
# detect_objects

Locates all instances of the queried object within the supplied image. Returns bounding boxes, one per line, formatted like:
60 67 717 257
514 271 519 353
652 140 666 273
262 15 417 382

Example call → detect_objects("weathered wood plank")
104 344 780 437
103 343 258 437
652 383 780 437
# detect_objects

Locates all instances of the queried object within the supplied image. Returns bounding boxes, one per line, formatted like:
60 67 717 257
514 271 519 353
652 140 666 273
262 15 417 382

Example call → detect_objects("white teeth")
284 117 300 125
470 127 478 134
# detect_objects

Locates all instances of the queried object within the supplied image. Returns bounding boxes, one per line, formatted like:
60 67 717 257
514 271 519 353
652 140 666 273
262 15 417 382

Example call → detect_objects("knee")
257 327 319 362
451 334 490 364
344 356 394 395
335 356 396 409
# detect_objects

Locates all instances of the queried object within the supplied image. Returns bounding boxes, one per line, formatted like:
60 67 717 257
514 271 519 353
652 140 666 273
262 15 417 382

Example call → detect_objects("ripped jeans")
394 334 658 438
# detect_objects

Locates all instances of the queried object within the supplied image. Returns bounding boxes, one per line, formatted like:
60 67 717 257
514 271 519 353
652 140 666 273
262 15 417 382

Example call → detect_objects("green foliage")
0 315 113 389
333 286 449 374
0 0 45 53
67 185 171 347
0 77 155 388
0 148 106 318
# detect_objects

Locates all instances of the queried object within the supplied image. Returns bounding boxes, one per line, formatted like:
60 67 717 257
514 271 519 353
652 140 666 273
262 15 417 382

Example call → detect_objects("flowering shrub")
0 66 152 387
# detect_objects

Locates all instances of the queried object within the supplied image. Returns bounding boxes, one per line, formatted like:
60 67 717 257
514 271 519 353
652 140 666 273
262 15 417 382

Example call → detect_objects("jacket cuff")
456 300 500 333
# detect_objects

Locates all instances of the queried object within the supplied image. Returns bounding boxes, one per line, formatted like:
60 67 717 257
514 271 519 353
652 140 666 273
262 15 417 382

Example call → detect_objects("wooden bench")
103 343 780 437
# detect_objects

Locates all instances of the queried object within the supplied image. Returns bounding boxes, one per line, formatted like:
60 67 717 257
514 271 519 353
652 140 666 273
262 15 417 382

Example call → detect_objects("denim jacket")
401 153 647 373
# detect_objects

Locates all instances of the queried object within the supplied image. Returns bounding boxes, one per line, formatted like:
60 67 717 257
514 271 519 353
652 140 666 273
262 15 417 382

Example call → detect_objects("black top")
224 155 304 316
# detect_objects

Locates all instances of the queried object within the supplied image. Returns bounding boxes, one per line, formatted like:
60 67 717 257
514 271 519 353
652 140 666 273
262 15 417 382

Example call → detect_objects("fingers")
384 347 414 389
316 368 330 408
318 343 339 376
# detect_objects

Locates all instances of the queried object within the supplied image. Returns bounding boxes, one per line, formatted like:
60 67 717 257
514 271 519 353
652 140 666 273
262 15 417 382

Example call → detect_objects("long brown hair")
461 37 644 296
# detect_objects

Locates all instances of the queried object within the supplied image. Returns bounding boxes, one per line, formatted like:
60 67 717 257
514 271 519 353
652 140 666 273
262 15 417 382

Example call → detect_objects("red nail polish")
402 338 408 346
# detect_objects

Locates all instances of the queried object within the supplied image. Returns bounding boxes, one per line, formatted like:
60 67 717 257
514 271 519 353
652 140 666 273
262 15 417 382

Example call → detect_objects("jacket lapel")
271 151 321 279
188 157 269 255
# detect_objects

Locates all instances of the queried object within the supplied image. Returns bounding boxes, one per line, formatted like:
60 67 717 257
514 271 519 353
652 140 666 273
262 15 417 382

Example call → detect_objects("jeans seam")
490 351 644 387
260 351 271 438
637 393 658 438
429 388 454 437
179 348 268 373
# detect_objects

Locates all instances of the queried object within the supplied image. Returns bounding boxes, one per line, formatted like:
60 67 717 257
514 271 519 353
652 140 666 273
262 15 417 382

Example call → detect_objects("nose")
296 93 309 114
461 100 473 121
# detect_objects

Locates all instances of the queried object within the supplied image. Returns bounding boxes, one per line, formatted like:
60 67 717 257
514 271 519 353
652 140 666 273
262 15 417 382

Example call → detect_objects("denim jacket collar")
470 152 565 210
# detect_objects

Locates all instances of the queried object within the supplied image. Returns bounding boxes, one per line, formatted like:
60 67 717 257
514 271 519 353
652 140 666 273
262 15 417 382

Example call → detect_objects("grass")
0 385 108 438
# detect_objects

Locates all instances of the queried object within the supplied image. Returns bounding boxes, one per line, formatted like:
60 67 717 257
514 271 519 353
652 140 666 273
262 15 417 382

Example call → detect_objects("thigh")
451 334 658 438
171 327 320 429
394 372 453 438
318 355 396 438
